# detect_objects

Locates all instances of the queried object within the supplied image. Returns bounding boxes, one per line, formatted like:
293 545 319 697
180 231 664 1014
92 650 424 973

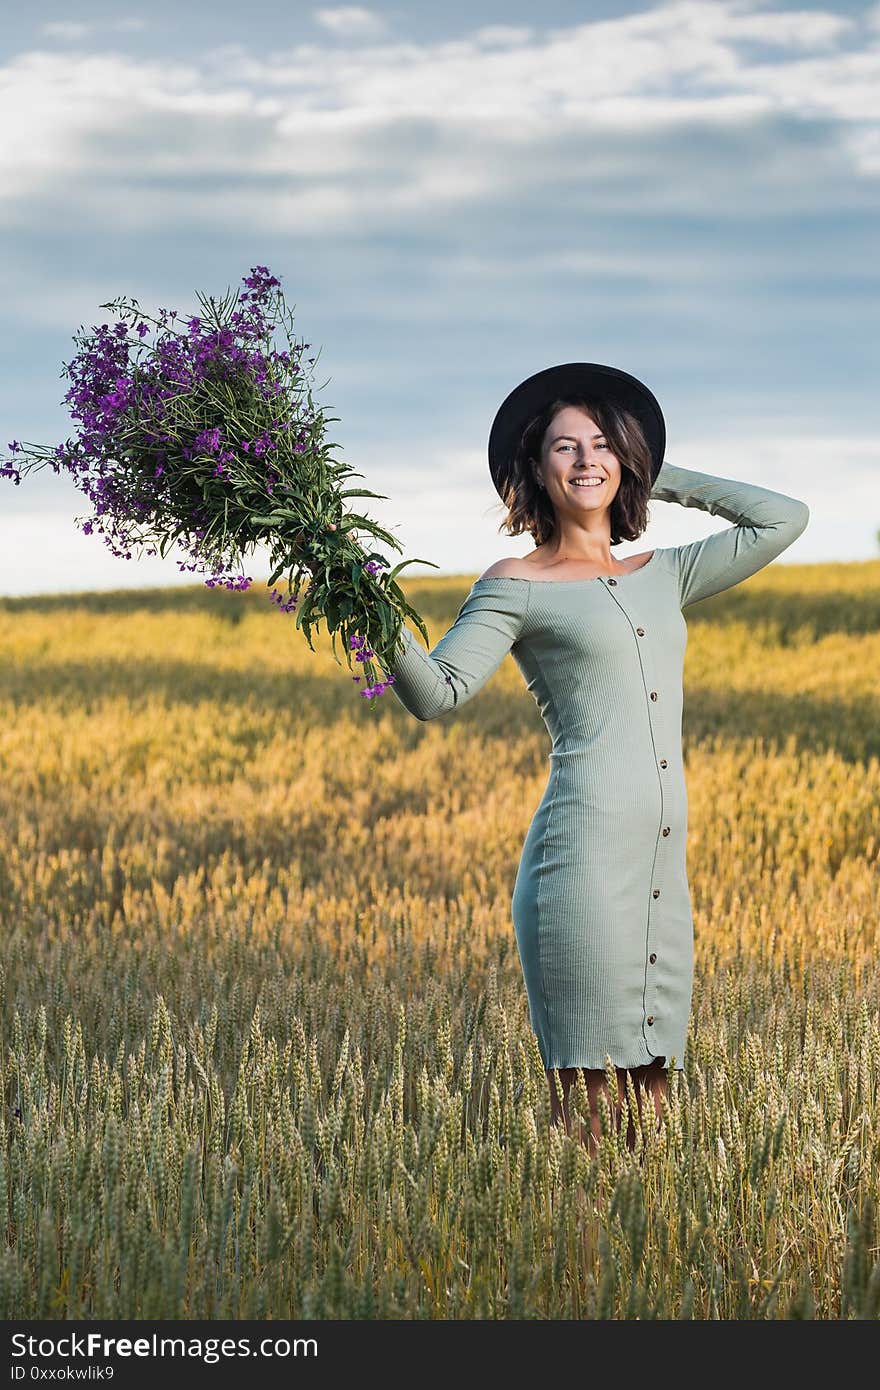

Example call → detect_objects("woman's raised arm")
378 578 528 721
650 461 810 609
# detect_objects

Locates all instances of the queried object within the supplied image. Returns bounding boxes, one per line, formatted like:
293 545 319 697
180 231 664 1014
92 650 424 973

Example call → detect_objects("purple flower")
193 425 223 454
1 264 404 704
360 675 395 700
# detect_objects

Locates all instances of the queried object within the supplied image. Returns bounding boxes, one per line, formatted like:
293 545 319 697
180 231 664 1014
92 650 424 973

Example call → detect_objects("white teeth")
570 477 604 487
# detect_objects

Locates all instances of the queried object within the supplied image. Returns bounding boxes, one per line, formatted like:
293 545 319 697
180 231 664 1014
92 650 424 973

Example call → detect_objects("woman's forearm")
650 461 810 608
380 625 458 720
378 580 527 720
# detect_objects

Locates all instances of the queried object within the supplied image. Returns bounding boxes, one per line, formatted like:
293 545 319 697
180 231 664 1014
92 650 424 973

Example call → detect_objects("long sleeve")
649 461 810 609
380 579 528 720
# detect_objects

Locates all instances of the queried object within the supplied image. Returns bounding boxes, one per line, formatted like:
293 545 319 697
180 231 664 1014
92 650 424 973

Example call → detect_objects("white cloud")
312 6 387 39
0 2 877 236
39 22 90 41
40 17 148 42
470 25 535 48
0 511 221 596
844 125 880 176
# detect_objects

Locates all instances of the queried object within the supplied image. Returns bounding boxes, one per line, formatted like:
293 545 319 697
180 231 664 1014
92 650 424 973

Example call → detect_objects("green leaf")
248 512 294 527
386 556 441 583
340 514 401 546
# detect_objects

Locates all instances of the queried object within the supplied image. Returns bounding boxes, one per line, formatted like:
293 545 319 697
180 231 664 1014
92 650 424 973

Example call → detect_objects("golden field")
1 560 879 1319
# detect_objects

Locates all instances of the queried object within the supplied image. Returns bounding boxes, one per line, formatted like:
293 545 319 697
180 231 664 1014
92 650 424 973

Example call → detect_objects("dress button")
653 889 660 898
649 953 657 964
659 758 668 768
650 690 658 700
662 826 670 836
646 1016 654 1026
607 577 617 586
636 627 645 636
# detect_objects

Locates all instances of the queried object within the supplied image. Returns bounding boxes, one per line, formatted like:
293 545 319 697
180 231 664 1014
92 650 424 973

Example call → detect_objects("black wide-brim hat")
487 362 666 498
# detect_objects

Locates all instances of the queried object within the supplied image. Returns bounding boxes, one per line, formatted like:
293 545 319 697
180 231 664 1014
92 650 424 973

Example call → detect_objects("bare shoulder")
478 556 534 580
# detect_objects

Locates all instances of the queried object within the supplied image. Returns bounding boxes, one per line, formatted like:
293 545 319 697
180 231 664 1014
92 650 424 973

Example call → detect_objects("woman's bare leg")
623 1059 669 1148
547 1057 669 1154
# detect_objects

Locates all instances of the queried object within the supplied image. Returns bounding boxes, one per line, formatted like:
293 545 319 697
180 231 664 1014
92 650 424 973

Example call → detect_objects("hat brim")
487 362 666 498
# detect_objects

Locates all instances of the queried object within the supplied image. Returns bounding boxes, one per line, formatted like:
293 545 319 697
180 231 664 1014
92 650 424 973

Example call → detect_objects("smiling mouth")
569 477 605 488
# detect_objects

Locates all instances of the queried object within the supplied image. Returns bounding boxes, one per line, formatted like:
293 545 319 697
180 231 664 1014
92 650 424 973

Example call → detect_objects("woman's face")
532 405 622 516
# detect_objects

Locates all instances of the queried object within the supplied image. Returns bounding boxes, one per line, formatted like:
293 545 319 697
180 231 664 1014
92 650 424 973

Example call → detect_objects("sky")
0 0 877 596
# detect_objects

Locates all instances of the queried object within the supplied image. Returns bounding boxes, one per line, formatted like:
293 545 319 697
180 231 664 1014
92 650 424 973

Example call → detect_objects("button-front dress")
382 463 810 1071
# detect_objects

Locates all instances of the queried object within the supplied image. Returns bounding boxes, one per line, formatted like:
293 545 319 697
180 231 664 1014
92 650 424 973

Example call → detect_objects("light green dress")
382 464 810 1071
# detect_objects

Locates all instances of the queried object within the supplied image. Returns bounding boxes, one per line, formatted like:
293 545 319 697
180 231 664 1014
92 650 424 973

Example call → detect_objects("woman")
380 363 809 1154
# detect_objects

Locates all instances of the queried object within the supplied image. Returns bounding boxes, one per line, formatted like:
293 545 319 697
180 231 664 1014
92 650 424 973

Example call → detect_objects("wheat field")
1 560 879 1319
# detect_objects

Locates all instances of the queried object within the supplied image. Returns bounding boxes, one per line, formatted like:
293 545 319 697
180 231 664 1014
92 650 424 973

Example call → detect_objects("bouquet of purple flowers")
1 266 435 703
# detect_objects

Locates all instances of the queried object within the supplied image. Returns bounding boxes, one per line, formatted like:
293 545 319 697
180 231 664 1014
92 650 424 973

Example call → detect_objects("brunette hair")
496 395 654 546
